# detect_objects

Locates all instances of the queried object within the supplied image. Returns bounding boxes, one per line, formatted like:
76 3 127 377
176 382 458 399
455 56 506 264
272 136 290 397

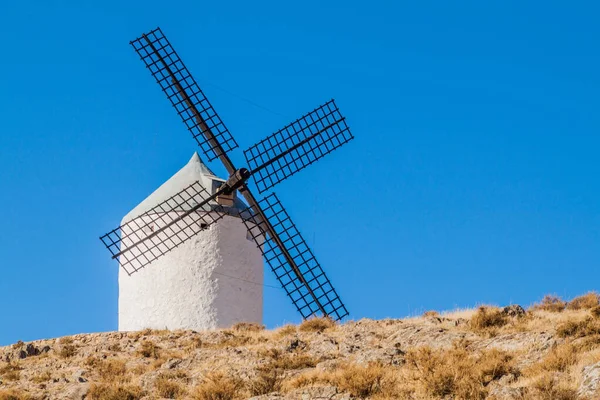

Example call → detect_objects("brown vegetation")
567 292 600 310
191 372 241 400
531 294 567 312
298 317 335 333
4 292 600 399
0 389 33 400
87 383 144 400
469 306 508 331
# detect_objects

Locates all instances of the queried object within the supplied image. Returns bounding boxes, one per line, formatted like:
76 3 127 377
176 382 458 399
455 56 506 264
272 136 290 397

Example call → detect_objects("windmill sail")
100 182 225 275
244 99 353 193
241 193 349 321
101 27 354 322
130 28 238 161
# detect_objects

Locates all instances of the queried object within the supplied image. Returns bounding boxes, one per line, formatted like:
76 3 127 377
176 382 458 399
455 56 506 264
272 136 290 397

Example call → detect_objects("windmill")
100 27 354 325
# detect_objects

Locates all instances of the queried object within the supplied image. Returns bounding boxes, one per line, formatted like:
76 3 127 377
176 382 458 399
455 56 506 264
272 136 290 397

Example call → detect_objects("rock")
286 339 306 352
249 385 349 400
61 383 89 399
503 305 526 318
579 361 600 398
163 358 183 369
16 349 27 359
26 343 40 356
73 369 87 383
489 384 525 399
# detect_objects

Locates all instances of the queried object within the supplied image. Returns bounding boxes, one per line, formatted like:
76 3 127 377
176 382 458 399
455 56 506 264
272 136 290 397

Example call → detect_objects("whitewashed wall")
117 153 264 332
118 215 263 331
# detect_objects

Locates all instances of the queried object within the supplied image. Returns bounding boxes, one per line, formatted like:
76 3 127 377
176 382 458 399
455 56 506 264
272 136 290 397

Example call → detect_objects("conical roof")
122 152 235 223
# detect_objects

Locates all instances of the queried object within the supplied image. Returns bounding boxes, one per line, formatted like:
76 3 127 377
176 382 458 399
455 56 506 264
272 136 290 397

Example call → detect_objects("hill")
2 293 600 399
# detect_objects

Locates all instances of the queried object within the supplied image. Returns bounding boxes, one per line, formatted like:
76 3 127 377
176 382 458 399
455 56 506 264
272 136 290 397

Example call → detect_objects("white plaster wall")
118 215 263 331
212 217 263 327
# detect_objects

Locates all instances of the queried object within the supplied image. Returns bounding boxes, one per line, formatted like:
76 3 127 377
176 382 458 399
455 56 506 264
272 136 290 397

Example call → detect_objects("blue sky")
0 1 598 345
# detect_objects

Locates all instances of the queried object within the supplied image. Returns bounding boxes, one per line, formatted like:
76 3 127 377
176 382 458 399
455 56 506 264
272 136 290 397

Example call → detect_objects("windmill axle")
220 168 251 195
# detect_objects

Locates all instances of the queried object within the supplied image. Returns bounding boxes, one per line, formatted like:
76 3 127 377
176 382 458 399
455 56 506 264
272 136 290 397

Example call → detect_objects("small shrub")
58 344 77 358
527 343 577 374
31 369 52 383
108 343 122 352
60 336 74 345
590 306 600 318
0 389 33 400
275 324 297 337
270 354 317 370
567 292 600 310
155 376 187 398
248 369 281 396
0 363 22 381
231 322 264 332
138 340 160 359
330 363 393 398
469 307 507 331
423 310 440 318
89 358 128 382
299 317 335 333
556 318 600 338
191 372 241 400
529 373 577 400
187 336 203 349
11 341 24 350
207 331 252 349
405 344 517 399
87 383 144 400
530 295 567 313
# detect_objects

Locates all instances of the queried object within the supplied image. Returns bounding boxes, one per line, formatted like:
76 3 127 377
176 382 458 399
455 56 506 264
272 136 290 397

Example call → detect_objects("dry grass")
208 331 253 349
275 324 297 337
285 362 398 398
423 310 440 318
231 322 264 332
58 343 77 358
268 353 318 370
10 341 24 350
137 340 160 359
405 343 516 399
298 317 335 333
0 363 22 382
155 375 187 398
5 291 600 399
531 295 567 313
248 369 281 396
556 317 600 338
526 343 578 374
327 363 396 398
85 357 129 382
191 372 242 400
87 383 144 400
469 306 508 331
567 292 600 310
528 373 578 400
30 370 52 383
0 389 33 400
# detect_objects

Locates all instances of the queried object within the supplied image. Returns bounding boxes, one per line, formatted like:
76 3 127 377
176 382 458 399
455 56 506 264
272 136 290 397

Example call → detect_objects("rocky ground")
2 293 600 399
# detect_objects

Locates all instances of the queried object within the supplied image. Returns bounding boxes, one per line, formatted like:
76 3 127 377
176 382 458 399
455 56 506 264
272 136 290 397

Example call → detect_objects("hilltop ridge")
2 293 600 399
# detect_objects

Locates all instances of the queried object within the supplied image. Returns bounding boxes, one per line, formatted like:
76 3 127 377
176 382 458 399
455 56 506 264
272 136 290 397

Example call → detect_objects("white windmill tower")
100 27 353 331
117 153 263 331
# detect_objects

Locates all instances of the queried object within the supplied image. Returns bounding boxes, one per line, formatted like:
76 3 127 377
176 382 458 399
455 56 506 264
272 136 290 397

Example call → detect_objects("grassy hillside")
2 293 600 399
